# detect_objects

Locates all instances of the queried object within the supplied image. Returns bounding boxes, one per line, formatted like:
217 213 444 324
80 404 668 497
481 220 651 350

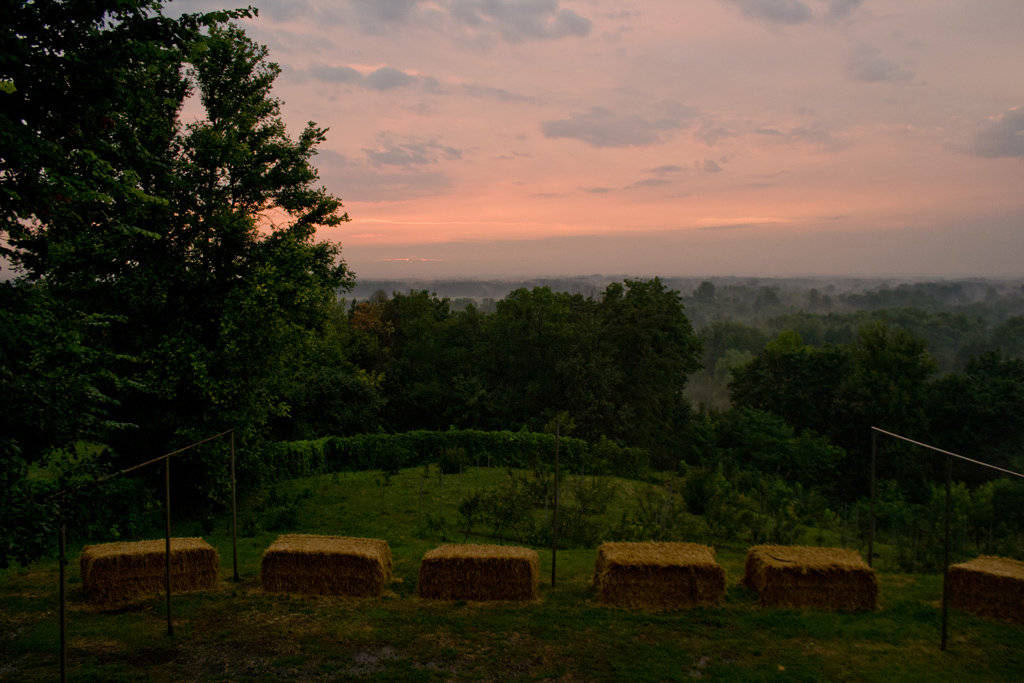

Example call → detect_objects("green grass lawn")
1 467 1021 681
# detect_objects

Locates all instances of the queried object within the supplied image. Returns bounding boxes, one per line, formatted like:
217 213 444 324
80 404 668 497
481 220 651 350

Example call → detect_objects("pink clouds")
170 0 1024 277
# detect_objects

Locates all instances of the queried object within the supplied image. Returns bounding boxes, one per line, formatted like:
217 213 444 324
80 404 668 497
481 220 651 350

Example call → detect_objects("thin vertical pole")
59 507 67 683
551 419 560 588
868 430 876 568
941 453 952 651
230 430 239 581
165 458 174 637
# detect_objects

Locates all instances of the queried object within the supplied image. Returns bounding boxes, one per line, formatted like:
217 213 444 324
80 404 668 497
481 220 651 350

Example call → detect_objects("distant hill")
346 275 1024 307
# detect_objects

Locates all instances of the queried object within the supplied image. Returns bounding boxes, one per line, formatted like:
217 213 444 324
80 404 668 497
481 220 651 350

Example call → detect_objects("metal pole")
230 430 239 581
59 509 67 683
165 458 174 637
551 419 559 588
868 430 876 568
941 453 952 651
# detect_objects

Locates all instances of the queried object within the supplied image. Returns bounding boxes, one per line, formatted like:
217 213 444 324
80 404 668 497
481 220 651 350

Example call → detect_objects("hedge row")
250 429 648 485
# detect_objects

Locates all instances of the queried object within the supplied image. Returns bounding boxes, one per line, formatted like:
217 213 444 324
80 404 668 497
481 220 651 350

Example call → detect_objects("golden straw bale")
260 534 392 597
79 537 219 605
593 541 726 610
948 555 1024 625
418 544 539 601
743 545 877 611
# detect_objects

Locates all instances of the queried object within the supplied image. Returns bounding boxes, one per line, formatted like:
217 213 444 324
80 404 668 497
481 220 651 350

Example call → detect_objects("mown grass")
1 466 1022 681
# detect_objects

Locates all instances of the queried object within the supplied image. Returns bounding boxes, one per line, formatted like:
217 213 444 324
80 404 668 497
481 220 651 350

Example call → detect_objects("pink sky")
174 0 1024 278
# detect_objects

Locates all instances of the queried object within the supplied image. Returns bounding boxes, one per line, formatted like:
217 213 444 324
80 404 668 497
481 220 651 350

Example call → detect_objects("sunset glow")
174 0 1024 277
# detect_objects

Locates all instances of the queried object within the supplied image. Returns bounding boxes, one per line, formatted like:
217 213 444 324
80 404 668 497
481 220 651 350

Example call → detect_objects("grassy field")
1 467 1022 681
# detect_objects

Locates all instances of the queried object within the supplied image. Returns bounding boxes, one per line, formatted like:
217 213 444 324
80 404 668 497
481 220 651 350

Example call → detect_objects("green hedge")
252 429 648 485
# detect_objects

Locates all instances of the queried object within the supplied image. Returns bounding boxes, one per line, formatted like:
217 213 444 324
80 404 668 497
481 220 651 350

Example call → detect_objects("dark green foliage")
240 485 311 536
1 1 365 565
729 331 848 437
350 279 702 461
457 491 484 540
706 407 845 491
866 476 1024 572
455 469 612 548
729 322 938 499
988 315 1024 359
699 320 771 371
438 447 467 475
589 436 649 478
598 279 703 464
254 430 596 485
926 352 1024 482
612 479 690 542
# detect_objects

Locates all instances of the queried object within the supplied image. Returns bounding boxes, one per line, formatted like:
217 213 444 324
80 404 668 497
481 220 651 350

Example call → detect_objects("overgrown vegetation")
2 467 1022 681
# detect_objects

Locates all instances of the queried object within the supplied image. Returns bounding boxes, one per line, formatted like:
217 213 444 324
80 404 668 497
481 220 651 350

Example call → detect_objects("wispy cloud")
720 0 863 26
374 256 444 263
823 0 864 21
847 46 915 84
626 178 673 190
971 107 1024 159
308 64 364 84
450 0 592 43
541 104 697 148
306 63 423 91
720 0 813 26
332 0 592 43
461 83 537 104
647 164 687 175
363 137 463 167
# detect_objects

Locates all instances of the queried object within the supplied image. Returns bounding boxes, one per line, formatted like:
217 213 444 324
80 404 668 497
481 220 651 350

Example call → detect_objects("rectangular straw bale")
947 555 1024 625
260 534 392 597
79 537 219 605
418 544 539 601
743 545 877 611
593 542 726 609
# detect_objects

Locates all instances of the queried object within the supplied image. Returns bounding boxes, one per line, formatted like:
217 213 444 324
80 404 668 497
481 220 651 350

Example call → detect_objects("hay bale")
260 534 392 597
418 544 539 601
948 555 1024 624
593 541 726 610
79 537 219 605
743 545 877 611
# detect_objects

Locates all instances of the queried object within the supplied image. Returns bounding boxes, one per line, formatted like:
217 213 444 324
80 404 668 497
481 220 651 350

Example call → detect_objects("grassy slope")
1 467 1021 681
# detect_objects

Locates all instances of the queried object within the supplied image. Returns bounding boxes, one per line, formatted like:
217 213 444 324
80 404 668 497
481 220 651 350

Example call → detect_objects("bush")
439 447 467 474
259 429 604 483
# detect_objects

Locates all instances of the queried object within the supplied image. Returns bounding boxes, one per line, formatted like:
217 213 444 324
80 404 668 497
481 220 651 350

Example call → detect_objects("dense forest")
3 2 1023 572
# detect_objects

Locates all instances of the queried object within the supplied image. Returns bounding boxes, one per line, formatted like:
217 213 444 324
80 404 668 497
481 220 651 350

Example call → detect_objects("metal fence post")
165 458 173 637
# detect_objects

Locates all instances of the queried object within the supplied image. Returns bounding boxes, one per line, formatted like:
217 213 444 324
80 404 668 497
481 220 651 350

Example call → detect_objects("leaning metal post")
551 418 560 588
868 430 876 568
941 453 952 651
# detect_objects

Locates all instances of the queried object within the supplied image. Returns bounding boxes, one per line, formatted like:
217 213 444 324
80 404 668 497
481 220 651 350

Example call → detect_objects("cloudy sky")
173 0 1024 279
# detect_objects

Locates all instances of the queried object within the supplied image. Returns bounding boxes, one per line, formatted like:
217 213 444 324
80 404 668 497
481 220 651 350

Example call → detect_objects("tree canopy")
0 1 355 566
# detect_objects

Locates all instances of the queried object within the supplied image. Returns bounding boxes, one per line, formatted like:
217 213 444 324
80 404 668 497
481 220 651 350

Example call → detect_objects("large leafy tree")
598 278 702 465
729 330 848 437
1 0 230 567
483 286 586 431
1 2 355 563
730 322 937 499
834 321 936 495
112 22 354 457
926 352 1024 483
